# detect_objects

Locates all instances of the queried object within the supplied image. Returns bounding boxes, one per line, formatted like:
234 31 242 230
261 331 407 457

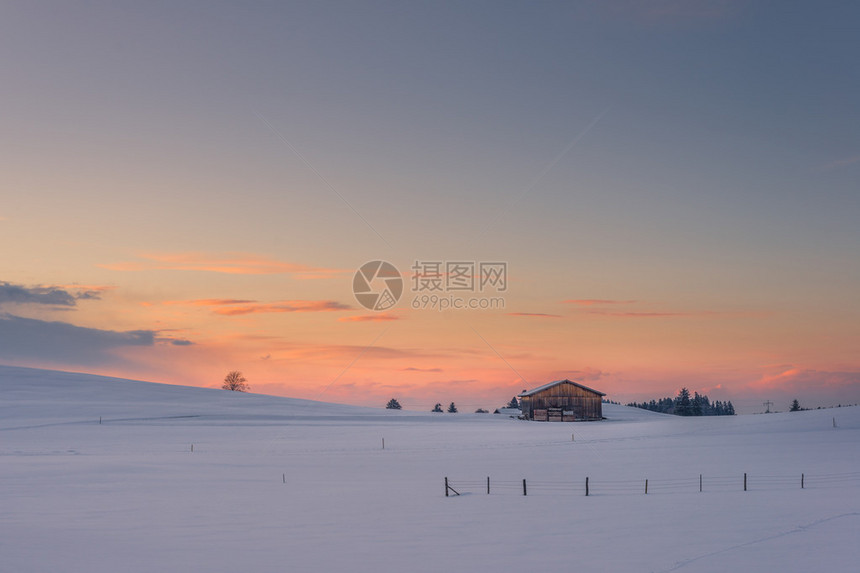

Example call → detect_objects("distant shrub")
222 371 249 392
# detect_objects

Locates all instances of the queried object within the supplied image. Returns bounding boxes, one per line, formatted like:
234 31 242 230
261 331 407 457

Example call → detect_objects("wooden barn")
518 380 605 422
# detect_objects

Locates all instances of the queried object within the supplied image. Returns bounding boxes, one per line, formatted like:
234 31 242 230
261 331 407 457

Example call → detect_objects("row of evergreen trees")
431 402 458 413
386 397 521 413
386 399 459 412
627 388 735 416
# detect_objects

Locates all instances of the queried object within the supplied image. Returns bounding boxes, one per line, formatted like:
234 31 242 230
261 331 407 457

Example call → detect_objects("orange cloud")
338 314 399 322
50 284 116 293
100 252 345 277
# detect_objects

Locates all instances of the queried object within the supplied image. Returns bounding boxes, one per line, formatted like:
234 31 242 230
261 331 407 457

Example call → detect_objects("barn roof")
518 379 606 397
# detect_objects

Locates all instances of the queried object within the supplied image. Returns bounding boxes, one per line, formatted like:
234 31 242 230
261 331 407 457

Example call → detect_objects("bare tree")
222 371 249 392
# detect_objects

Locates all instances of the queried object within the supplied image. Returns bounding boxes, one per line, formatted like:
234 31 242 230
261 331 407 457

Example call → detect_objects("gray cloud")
0 282 78 307
75 290 103 301
0 314 192 366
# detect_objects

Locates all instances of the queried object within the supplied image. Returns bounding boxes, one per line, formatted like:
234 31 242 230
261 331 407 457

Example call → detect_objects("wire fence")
444 471 860 497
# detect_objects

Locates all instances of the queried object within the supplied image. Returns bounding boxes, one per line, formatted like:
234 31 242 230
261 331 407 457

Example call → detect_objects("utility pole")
763 400 773 413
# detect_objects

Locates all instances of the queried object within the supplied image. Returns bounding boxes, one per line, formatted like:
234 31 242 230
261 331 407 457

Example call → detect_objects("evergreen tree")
790 399 801 412
385 398 402 410
660 397 673 414
631 392 735 416
675 388 692 416
431 403 443 412
507 396 520 409
447 402 458 413
691 392 703 416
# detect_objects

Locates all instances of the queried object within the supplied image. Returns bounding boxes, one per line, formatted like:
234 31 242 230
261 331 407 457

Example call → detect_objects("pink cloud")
159 298 350 315
749 367 860 391
164 299 256 307
212 301 351 316
562 299 636 306
506 312 562 318
51 284 116 293
545 368 607 383
588 310 703 318
823 154 860 170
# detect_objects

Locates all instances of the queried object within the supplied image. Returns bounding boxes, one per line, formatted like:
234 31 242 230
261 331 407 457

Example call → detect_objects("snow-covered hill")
0 365 424 427
2 365 858 572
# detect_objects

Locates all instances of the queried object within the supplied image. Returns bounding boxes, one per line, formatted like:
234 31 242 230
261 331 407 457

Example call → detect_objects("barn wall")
524 383 603 421
520 396 533 419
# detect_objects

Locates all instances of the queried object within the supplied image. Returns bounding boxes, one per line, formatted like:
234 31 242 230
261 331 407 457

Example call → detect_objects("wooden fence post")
487 476 490 495
699 474 702 493
645 479 648 495
744 473 747 491
801 473 804 489
445 477 449 497
585 477 589 496
522 479 527 496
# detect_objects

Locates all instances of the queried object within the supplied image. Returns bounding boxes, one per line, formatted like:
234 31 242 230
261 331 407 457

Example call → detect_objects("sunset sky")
2 1 858 413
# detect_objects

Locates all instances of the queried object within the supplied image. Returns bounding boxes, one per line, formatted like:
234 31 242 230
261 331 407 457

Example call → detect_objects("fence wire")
445 471 860 497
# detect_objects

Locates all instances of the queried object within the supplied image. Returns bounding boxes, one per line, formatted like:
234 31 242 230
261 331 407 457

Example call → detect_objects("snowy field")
2 365 858 573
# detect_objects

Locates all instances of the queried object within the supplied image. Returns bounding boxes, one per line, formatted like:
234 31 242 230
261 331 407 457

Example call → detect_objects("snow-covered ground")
2 365 858 572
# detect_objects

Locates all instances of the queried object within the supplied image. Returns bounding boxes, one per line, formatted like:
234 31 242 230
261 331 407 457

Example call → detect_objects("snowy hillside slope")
0 365 425 426
1 365 858 573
